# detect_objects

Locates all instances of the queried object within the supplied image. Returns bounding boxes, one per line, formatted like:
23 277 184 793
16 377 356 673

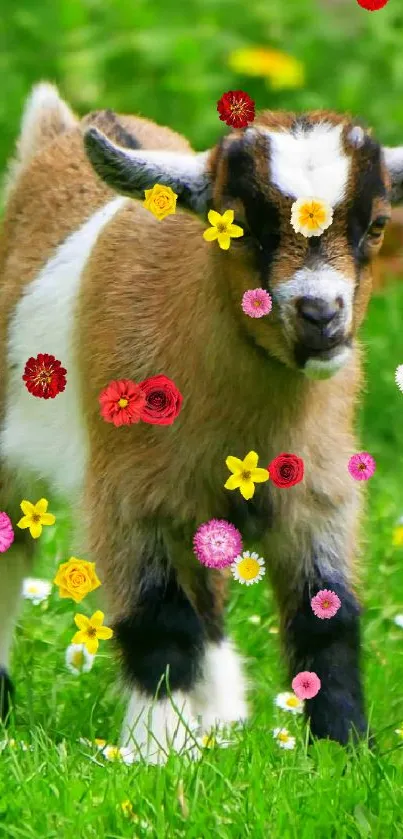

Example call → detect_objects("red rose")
267 453 304 488
139 374 183 426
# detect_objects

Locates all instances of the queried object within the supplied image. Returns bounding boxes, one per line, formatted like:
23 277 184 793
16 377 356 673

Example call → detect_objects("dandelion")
227 47 304 90
272 728 296 750
292 671 321 700
203 209 244 251
193 518 243 568
65 643 95 675
17 498 56 539
231 551 265 585
348 452 376 481
311 589 341 620
395 364 403 393
224 450 269 500
121 799 135 818
216 90 255 128
99 379 146 427
22 577 52 605
291 198 333 238
241 288 272 318
72 610 113 655
22 353 67 399
0 512 14 553
275 692 304 714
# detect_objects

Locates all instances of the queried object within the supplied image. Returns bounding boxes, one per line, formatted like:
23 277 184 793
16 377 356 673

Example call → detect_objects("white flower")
102 744 135 764
0 737 30 752
290 197 333 238
22 577 52 604
198 731 232 750
394 615 403 628
231 551 265 585
248 615 261 625
395 364 403 393
65 643 94 676
274 691 304 714
272 728 296 750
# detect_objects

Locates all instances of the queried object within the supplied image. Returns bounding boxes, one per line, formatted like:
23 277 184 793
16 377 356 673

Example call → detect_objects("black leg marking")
0 668 14 722
285 574 367 745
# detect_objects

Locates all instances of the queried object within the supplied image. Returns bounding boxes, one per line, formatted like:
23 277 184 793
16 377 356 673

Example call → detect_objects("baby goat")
0 84 402 761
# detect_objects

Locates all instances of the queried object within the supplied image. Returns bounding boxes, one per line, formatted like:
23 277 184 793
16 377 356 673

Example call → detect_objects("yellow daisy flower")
227 47 305 90
72 610 113 655
17 498 56 539
291 198 333 238
224 450 269 500
392 525 403 547
231 551 265 585
203 210 244 251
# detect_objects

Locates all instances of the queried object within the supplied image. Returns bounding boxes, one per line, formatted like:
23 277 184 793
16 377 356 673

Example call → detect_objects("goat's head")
84 111 403 380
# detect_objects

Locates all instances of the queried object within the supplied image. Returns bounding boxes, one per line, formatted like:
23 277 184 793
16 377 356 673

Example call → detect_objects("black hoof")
0 668 14 722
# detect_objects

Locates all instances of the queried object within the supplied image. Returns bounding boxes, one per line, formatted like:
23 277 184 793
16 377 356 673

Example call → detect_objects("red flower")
139 375 183 426
356 0 389 9
267 453 304 488
22 353 67 399
99 379 146 427
217 90 255 129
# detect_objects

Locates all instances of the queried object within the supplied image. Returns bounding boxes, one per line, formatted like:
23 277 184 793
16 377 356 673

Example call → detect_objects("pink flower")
311 588 341 619
193 519 243 568
348 452 376 481
241 288 272 318
292 671 321 700
0 512 14 553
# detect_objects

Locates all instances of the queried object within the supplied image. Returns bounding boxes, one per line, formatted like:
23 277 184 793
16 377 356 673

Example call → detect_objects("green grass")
1 282 403 839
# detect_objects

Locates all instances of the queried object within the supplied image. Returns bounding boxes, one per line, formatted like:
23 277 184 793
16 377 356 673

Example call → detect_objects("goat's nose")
297 296 341 329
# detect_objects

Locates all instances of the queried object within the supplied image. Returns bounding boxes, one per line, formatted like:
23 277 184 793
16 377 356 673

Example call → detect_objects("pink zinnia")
311 589 341 619
242 288 272 318
0 512 14 553
193 519 243 569
292 671 321 700
348 452 376 481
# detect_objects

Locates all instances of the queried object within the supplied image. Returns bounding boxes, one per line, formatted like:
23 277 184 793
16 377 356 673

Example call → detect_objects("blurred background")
1 0 403 282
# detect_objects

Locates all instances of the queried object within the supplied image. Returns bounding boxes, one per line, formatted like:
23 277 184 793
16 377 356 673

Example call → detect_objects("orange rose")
53 557 101 603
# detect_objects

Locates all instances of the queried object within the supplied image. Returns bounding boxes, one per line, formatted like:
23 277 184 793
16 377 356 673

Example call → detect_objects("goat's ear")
383 147 403 204
83 126 212 215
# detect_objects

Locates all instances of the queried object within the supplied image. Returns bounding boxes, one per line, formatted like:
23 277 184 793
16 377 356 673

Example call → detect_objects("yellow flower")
54 557 101 603
392 525 403 547
231 551 265 585
225 450 269 500
203 209 244 251
72 610 113 655
228 47 305 90
143 184 177 221
121 799 135 818
17 498 56 539
291 198 333 238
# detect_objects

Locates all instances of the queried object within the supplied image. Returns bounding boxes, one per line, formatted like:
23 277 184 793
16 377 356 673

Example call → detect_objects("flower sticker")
267 453 304 488
231 551 265 585
356 0 389 10
291 198 333 238
227 48 305 91
22 353 67 399
311 589 341 619
395 364 403 393
216 90 255 128
193 519 243 568
138 374 183 426
72 610 113 655
225 451 269 501
17 498 56 539
292 671 321 700
99 379 146 427
0 512 14 553
241 288 272 318
54 557 101 603
348 452 376 481
143 184 178 221
203 210 244 251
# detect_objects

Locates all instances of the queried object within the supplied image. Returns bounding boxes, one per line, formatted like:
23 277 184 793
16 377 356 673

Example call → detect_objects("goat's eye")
366 216 390 242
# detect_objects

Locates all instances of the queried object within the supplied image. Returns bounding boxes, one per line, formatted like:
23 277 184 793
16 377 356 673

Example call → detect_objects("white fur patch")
303 346 353 380
123 148 209 180
121 689 198 764
18 83 76 165
191 640 248 732
273 266 354 330
264 123 350 206
0 196 127 497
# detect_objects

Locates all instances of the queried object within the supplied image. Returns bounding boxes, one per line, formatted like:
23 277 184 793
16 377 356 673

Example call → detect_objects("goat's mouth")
295 339 353 380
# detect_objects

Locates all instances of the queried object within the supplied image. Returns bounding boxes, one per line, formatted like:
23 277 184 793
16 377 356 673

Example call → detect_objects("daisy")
241 288 272 318
274 692 304 714
65 643 95 675
231 551 265 585
248 615 261 625
395 364 403 393
22 353 67 399
393 615 403 628
224 450 269 500
193 518 243 568
348 452 376 481
216 90 255 128
395 725 403 738
203 210 244 251
292 671 321 700
22 577 52 605
311 588 341 620
98 379 146 427
272 728 296 750
72 610 113 655
199 731 232 749
0 512 14 553
17 498 56 539
291 198 333 238
102 744 135 765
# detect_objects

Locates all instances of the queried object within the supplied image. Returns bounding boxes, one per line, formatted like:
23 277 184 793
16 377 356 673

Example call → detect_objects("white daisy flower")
395 727 403 738
395 364 403 393
274 691 304 714
248 615 261 625
0 737 29 752
102 744 135 764
65 643 95 676
231 551 265 585
394 615 403 628
22 577 52 605
272 727 296 750
198 731 232 750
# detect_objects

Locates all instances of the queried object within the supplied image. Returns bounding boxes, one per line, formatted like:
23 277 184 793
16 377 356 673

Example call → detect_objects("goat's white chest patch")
1 196 128 497
265 123 350 207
